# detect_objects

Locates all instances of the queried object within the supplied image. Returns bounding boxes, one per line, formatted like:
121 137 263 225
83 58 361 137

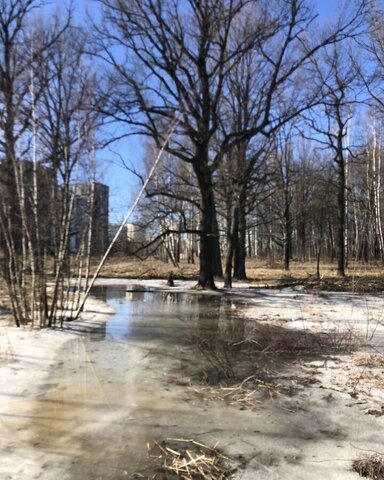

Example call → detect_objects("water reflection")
32 284 307 479
90 285 246 348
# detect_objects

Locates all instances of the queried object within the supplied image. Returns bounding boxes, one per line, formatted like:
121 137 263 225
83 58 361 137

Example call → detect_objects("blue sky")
69 0 348 223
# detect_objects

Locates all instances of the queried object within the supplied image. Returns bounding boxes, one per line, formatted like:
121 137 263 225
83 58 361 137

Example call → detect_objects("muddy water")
28 286 248 479
5 286 384 480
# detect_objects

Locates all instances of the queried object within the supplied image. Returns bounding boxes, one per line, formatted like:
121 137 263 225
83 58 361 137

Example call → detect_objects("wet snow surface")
0 280 383 479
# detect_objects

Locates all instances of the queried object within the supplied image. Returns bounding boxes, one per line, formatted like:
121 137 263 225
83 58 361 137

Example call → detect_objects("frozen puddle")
1 284 383 479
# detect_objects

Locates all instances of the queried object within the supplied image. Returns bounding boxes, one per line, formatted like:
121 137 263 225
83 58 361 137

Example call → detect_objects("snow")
0 281 383 479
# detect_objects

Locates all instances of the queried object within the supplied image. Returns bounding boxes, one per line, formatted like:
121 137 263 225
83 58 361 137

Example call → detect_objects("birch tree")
301 42 361 276
0 3 100 327
0 1 72 325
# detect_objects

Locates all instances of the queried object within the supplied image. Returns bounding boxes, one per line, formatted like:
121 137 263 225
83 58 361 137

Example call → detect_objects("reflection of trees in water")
220 298 245 346
90 287 246 352
193 296 248 384
160 292 180 304
125 288 145 302
89 323 107 342
197 296 220 341
91 285 126 302
196 296 246 346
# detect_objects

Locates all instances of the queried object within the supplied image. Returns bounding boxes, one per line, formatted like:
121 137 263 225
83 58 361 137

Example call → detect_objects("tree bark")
224 206 239 288
194 147 220 290
336 158 346 277
284 185 292 271
234 189 247 280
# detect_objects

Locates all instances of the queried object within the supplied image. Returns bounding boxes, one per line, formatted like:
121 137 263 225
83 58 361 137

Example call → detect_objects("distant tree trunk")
336 155 346 276
284 184 292 271
328 220 335 262
234 190 247 280
224 206 238 288
334 103 348 277
233 225 240 278
212 205 223 278
371 127 384 263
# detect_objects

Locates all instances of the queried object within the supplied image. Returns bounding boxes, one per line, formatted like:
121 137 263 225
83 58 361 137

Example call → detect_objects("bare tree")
301 41 361 276
0 1 72 325
0 3 101 327
95 0 367 288
213 0 367 283
36 25 101 326
96 0 254 288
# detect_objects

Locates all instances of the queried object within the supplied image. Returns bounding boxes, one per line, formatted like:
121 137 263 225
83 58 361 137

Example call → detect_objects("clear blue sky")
70 0 344 224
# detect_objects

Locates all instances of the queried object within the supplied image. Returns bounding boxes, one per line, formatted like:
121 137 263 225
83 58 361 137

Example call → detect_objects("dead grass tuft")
189 321 358 406
191 374 285 407
244 325 358 355
353 454 384 479
353 354 384 369
148 438 234 479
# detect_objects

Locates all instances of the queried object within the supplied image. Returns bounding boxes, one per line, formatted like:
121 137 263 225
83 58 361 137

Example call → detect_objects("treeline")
137 122 384 280
109 0 384 286
1 0 384 326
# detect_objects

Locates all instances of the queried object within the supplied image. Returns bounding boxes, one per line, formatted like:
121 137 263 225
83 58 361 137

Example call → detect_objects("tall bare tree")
0 1 72 325
301 42 361 276
0 3 101 327
95 0 367 288
36 25 101 326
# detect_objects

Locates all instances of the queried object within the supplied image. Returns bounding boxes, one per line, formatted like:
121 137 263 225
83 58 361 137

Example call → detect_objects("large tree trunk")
194 148 220 290
198 204 218 289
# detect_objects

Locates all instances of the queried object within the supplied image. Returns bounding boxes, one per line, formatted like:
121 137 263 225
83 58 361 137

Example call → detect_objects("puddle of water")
5 286 383 479
24 285 249 479
90 285 243 344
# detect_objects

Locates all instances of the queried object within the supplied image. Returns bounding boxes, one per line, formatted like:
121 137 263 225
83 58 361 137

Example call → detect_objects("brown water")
3 286 384 480
27 286 248 479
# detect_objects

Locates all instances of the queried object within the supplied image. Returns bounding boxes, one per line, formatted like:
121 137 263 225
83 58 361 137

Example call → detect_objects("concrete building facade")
70 182 109 255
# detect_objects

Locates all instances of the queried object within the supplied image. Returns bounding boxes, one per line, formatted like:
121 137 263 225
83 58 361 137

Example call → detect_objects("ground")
0 260 384 479
97 257 384 293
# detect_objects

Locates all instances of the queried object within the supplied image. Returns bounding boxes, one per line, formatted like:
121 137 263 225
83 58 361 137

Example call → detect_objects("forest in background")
1 0 384 326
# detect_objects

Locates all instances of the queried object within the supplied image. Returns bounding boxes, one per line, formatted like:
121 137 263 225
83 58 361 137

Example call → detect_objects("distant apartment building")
70 182 109 255
108 224 128 254
107 223 149 256
127 222 147 254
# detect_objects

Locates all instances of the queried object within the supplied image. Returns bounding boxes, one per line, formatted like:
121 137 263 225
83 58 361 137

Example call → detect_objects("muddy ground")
0 279 383 479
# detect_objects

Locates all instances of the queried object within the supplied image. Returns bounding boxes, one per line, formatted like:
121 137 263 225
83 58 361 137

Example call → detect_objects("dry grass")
353 354 384 369
148 438 234 479
97 257 384 292
188 322 359 406
342 353 384 399
191 374 285 407
323 352 384 412
98 257 198 280
246 259 384 292
353 454 384 479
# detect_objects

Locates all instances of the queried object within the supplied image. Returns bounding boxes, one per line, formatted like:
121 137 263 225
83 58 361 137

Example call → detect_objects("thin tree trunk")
284 185 292 271
234 189 247 280
224 206 239 288
337 158 346 276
